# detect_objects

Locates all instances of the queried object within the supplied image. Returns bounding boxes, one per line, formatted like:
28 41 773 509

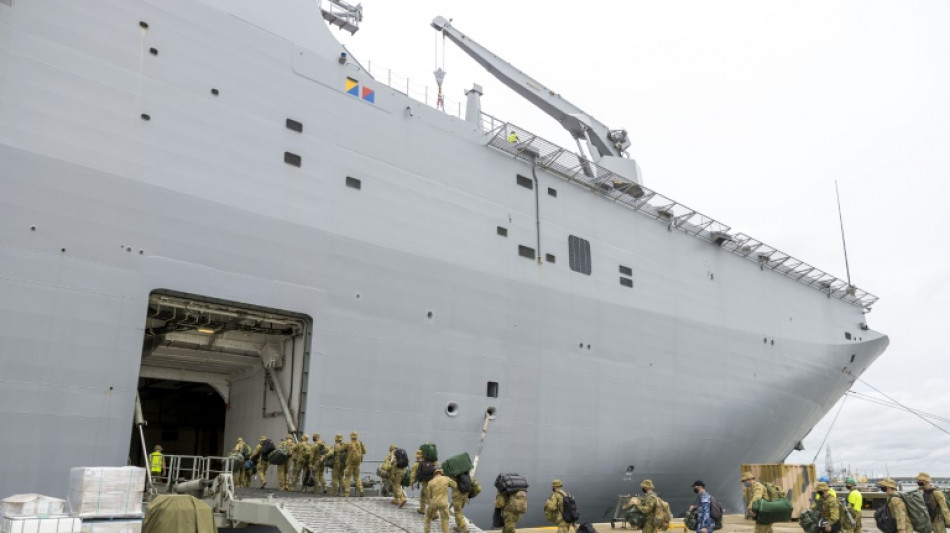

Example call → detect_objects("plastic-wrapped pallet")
80 520 141 533
67 468 145 518
1 495 67 517
0 516 82 533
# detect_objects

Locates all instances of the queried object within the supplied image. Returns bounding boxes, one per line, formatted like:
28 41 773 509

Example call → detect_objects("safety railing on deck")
484 119 879 310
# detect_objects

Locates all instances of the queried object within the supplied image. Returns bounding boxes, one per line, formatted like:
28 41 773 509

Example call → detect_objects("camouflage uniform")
742 472 772 533
310 433 328 494
634 480 660 533
250 435 270 489
290 434 310 492
229 438 251 488
885 491 912 533
277 435 294 491
387 446 408 507
811 483 841 533
917 472 950 532
450 474 470 533
424 471 457 533
325 434 346 496
544 480 572 533
495 491 527 533
343 432 367 497
411 450 440 515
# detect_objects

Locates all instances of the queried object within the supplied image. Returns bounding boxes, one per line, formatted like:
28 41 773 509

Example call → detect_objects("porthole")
445 402 459 417
486 406 497 419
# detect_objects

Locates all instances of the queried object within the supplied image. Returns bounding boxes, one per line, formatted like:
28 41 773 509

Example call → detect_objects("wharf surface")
486 512 881 533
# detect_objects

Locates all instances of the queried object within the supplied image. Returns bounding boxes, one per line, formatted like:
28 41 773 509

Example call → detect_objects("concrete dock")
484 513 881 533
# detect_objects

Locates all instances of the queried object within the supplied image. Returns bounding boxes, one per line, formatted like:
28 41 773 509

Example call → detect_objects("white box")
80 520 141 533
2 495 67 517
0 516 82 533
67 468 144 519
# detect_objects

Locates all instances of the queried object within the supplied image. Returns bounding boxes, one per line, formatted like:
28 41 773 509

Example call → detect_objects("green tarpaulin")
143 495 215 533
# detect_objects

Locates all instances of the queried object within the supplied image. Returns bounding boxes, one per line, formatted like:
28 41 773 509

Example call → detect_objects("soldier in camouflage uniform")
289 434 310 492
229 437 251 488
380 445 396 497
343 431 367 497
626 479 659 533
544 479 573 533
449 472 470 533
250 435 270 489
917 472 950 532
310 433 328 494
879 478 912 533
495 489 527 533
811 482 841 533
325 434 346 496
424 468 457 533
742 471 772 533
389 446 408 508
277 434 294 491
411 449 440 515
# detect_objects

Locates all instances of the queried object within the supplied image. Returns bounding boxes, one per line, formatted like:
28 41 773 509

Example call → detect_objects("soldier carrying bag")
875 504 897 533
417 461 437 483
653 495 672 531
800 508 822 533
897 492 934 533
495 473 529 494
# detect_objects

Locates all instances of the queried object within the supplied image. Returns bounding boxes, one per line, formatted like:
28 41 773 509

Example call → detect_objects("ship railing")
160 455 237 493
363 60 466 119
483 118 879 310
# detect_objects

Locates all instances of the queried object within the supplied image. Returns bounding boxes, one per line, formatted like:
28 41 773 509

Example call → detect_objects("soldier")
289 434 310 492
389 446 408 508
742 471 772 533
310 432 328 494
250 435 271 489
689 480 716 533
449 472 470 533
495 489 527 533
424 468 457 533
917 472 950 532
879 478 911 533
277 434 294 491
626 480 660 533
229 437 251 488
343 431 367 497
816 476 838 501
325 434 346 495
544 479 574 533
411 449 440 515
843 477 863 533
380 444 396 497
811 481 841 533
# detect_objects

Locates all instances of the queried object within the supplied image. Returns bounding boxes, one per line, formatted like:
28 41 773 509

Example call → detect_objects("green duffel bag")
268 448 289 465
798 508 821 533
752 498 793 524
442 453 473 477
420 442 438 462
401 469 411 487
897 492 933 533
625 509 647 528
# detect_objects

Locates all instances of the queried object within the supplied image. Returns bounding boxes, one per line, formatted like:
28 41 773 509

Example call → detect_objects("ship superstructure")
0 0 887 526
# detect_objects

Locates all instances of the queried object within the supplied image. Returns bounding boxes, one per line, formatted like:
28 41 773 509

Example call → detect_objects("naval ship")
0 0 888 526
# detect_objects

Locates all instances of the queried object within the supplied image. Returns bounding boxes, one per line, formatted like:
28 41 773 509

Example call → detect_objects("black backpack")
577 524 596 533
456 472 473 494
394 448 409 469
710 495 724 529
418 461 436 482
304 468 315 487
875 504 898 533
560 491 579 524
260 439 276 457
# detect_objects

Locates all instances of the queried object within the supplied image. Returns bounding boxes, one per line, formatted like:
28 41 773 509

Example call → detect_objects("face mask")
641 487 648 493
917 482 925 487
846 486 853 490
743 481 751 488
693 488 700 494
818 492 825 498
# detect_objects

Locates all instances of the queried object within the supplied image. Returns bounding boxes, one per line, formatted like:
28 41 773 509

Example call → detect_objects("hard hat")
552 479 563 488
641 479 654 489
819 476 830 483
845 477 856 485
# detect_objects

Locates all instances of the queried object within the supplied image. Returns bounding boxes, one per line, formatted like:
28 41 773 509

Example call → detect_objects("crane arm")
431 16 630 160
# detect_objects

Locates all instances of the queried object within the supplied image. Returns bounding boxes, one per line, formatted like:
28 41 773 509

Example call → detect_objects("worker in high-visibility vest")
149 445 166 480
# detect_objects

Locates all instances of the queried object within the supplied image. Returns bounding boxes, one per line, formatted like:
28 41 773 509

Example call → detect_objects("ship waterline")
0 0 887 528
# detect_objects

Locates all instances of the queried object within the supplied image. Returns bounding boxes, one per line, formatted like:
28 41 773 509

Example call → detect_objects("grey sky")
333 1 950 477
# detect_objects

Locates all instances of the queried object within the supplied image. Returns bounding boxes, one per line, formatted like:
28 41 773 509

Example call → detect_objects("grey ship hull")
0 0 887 527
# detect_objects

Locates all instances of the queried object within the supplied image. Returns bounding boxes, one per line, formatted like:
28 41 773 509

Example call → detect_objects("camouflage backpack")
652 494 672 531
764 482 786 502
507 490 528 515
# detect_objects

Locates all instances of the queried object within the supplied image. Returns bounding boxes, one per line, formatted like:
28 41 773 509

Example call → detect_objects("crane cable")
812 394 848 463
844 369 950 437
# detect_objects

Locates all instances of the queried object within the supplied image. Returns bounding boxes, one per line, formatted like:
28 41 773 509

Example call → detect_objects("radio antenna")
835 180 853 289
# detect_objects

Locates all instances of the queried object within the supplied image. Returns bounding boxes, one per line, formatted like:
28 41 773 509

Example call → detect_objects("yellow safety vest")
848 489 863 512
149 451 163 473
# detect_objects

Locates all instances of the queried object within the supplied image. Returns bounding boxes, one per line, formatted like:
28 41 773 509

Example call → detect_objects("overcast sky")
332 1 950 477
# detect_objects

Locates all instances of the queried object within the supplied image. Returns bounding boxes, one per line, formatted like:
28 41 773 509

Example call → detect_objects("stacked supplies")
1 494 80 533
67 468 145 519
